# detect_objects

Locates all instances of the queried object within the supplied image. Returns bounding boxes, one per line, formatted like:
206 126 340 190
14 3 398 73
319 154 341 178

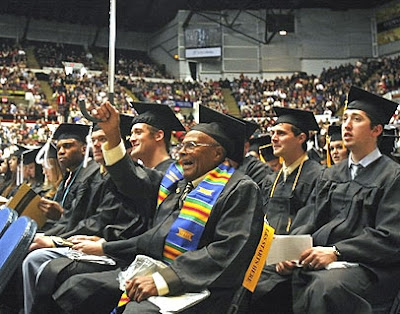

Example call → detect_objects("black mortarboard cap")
191 105 246 163
249 134 271 152
347 86 398 125
11 145 28 159
21 148 41 165
260 144 278 162
47 143 58 159
119 114 134 149
227 114 259 141
328 125 342 142
130 102 185 131
273 107 319 134
53 123 90 143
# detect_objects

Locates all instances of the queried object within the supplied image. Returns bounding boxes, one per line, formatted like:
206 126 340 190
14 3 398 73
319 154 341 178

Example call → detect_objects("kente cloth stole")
110 162 234 314
162 161 235 264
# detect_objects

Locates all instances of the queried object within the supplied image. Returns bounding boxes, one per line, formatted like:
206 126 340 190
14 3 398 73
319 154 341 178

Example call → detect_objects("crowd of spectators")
32 41 103 71
1 37 400 148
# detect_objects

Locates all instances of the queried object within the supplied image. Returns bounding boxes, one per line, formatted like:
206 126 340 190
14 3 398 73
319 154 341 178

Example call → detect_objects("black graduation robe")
43 154 263 314
261 159 322 234
252 155 400 313
237 155 273 188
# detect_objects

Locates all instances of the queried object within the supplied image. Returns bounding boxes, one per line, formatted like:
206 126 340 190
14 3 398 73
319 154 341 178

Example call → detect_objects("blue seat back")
0 207 18 238
0 216 37 294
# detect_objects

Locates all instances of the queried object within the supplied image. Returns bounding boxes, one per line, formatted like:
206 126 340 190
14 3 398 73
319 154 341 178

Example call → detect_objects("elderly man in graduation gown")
33 103 263 314
251 86 400 313
261 107 322 235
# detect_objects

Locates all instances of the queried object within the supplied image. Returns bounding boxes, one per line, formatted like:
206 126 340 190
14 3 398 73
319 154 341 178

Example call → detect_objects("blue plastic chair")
0 216 37 294
0 207 18 238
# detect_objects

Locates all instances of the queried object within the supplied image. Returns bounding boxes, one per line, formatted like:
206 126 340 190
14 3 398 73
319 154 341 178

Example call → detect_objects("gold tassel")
258 143 272 164
326 134 332 168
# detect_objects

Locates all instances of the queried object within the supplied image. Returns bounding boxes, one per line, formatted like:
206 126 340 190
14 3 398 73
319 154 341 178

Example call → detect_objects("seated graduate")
261 107 323 235
250 86 400 314
30 102 263 314
20 147 44 194
326 124 349 166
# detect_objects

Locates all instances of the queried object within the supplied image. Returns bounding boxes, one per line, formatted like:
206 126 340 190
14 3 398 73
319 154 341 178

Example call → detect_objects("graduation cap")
191 105 246 163
260 144 279 162
347 86 398 125
21 148 41 165
273 107 319 134
249 134 271 153
119 114 134 149
226 114 259 141
10 145 28 159
328 125 342 142
130 102 185 132
53 123 90 143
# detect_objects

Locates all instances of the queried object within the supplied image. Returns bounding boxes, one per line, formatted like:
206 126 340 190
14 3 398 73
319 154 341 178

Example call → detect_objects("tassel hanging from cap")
36 131 54 169
83 124 94 168
326 134 332 168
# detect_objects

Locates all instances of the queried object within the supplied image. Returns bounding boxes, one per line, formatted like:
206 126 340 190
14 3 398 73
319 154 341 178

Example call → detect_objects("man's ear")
213 145 226 163
154 130 165 142
372 124 383 138
298 132 307 145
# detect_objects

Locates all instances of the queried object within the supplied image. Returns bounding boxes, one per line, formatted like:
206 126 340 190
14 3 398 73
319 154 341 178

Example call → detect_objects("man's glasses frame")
177 141 220 152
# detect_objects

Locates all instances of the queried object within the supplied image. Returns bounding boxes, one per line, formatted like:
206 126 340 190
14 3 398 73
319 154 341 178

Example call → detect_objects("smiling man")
251 86 400 313
33 103 263 314
261 107 322 235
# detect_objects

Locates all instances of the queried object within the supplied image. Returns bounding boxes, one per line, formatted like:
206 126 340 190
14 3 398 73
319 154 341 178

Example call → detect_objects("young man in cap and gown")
31 103 263 314
260 107 323 235
251 86 400 313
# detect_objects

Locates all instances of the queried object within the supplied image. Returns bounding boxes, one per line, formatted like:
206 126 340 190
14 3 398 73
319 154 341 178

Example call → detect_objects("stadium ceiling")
0 0 393 33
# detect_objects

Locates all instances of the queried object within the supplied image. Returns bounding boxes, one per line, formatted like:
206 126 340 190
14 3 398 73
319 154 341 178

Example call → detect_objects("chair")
0 207 18 238
0 216 37 294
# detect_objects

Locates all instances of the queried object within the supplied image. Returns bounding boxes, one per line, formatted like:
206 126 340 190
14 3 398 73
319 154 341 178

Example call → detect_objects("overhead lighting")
279 30 287 36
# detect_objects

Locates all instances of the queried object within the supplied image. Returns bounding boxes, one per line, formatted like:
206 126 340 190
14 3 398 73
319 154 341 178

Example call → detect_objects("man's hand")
125 276 158 302
72 239 106 255
39 198 63 220
299 246 338 270
276 260 297 275
67 235 101 244
29 235 55 251
92 101 121 149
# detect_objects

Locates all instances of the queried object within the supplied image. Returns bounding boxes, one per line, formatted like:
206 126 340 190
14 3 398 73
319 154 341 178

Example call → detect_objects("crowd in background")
0 37 400 152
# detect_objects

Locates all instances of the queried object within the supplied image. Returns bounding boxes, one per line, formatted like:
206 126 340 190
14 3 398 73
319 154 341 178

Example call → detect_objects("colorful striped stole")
110 162 234 313
162 162 235 264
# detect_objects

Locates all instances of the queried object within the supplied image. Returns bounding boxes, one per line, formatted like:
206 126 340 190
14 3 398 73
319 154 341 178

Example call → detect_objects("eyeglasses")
176 141 220 153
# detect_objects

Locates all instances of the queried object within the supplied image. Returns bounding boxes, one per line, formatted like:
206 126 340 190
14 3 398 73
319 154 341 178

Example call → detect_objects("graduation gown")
252 155 400 313
45 155 263 314
238 155 273 188
261 159 322 234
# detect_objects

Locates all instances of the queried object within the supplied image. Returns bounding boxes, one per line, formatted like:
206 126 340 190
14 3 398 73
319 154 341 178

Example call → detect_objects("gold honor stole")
242 217 274 292
161 162 235 264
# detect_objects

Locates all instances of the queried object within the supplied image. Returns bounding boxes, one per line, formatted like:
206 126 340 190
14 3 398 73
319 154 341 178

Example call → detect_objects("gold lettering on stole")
176 228 194 241
242 223 275 292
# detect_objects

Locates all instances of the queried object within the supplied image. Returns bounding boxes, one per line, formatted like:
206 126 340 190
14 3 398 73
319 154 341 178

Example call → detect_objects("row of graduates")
0 85 400 313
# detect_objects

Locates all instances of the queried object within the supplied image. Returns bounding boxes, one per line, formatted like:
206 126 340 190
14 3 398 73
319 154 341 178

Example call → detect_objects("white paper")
148 290 210 314
266 234 313 265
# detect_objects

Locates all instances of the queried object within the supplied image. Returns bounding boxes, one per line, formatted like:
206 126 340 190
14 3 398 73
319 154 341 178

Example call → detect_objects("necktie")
351 164 363 180
64 172 73 188
178 181 194 208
